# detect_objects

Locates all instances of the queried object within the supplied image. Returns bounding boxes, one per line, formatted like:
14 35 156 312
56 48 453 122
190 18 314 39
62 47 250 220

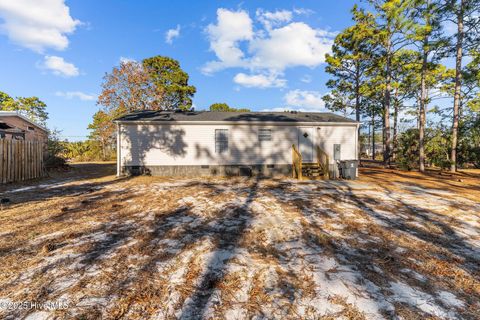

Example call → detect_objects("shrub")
397 129 419 170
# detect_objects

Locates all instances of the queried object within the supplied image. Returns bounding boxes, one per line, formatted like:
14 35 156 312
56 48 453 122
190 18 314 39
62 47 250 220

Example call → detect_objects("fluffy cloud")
203 8 253 74
284 89 327 111
119 56 136 63
233 72 286 88
203 8 335 88
249 22 333 70
0 0 80 52
40 55 79 77
256 9 292 29
55 91 95 101
165 25 181 44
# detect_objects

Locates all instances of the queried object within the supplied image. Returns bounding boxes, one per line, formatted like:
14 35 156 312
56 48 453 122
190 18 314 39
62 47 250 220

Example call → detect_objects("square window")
258 128 272 141
215 129 228 153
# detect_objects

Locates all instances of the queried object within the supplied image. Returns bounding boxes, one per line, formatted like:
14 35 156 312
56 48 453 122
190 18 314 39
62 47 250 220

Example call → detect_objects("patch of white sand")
389 281 455 318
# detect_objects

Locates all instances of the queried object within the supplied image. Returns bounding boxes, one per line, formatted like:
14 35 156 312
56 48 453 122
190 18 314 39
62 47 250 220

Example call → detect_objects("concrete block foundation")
122 164 293 178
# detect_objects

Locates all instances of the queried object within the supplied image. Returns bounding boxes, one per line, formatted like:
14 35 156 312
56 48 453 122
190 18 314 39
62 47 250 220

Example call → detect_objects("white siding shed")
116 111 359 177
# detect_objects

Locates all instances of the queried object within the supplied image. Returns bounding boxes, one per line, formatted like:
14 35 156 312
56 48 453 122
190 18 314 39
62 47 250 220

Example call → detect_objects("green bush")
397 129 419 170
60 140 116 162
425 128 451 170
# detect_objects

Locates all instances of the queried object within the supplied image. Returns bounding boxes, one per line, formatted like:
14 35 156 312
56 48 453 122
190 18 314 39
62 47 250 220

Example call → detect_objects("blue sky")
0 0 358 140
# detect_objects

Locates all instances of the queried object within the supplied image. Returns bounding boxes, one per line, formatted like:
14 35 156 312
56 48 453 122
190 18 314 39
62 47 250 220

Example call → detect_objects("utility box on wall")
334 144 341 160
331 144 342 179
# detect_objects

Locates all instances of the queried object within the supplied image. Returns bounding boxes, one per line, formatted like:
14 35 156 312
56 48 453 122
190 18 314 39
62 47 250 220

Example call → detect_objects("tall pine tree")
324 6 377 159
411 0 448 171
368 0 415 165
446 0 480 171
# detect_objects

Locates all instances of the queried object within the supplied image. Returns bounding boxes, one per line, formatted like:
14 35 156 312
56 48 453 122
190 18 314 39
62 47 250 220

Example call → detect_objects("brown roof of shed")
115 110 358 123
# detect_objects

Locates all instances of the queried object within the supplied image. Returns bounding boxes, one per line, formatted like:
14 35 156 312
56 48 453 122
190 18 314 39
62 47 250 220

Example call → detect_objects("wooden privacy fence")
0 139 46 184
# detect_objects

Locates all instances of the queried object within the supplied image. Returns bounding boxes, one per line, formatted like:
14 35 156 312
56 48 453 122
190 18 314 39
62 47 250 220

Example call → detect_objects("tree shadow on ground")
278 178 479 319
1 171 479 319
8 177 262 319
92 178 262 319
0 165 126 208
361 166 480 194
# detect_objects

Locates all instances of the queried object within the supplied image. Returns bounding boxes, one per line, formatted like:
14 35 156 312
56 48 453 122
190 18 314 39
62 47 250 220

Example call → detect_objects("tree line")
1 56 250 163
84 56 252 161
323 0 480 171
0 91 48 126
5 1 478 170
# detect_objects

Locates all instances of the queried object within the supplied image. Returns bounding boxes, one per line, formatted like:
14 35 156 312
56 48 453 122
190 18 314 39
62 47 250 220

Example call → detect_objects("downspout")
355 123 360 161
116 122 121 177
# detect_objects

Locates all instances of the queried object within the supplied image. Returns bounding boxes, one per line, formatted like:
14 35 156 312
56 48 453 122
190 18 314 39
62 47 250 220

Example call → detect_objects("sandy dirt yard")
0 163 479 320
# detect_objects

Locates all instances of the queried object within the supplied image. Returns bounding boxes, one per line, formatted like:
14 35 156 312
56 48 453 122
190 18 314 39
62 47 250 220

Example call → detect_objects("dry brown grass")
0 163 478 319
328 295 368 320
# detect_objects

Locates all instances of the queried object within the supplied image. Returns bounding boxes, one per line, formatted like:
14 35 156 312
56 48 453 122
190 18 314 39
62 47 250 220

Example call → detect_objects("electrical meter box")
333 144 341 160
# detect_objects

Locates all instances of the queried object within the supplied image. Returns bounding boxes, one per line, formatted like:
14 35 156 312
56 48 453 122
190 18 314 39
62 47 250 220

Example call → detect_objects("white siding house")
115 111 360 178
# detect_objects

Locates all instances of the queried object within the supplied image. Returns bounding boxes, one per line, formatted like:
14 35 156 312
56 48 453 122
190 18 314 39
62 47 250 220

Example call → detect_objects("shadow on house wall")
119 120 354 177
120 124 187 174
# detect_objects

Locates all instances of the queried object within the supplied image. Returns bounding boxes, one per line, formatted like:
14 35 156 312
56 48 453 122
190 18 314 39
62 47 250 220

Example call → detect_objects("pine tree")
411 0 448 171
88 110 116 161
390 49 420 158
446 0 480 172
324 6 376 118
324 6 377 158
368 0 416 165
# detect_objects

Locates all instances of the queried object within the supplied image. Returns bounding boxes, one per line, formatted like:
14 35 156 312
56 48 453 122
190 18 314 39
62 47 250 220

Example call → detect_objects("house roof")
115 110 358 124
0 111 48 132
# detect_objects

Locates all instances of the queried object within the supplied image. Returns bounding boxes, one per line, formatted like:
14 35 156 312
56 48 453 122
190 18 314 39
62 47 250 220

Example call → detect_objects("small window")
215 129 229 153
27 126 35 131
258 128 272 141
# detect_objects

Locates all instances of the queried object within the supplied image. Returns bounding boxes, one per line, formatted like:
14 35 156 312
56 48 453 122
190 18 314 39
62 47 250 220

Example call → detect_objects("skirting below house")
121 164 293 177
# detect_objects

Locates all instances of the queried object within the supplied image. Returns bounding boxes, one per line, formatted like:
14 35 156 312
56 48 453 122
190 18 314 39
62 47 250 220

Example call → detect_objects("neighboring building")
0 111 48 184
0 111 48 142
115 110 360 177
360 143 384 158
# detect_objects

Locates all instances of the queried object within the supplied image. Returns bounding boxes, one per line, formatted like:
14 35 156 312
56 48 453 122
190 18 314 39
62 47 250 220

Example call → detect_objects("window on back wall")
215 129 229 153
258 128 272 142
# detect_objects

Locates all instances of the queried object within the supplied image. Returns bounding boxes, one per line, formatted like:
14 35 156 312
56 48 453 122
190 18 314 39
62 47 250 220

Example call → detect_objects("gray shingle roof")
115 110 357 123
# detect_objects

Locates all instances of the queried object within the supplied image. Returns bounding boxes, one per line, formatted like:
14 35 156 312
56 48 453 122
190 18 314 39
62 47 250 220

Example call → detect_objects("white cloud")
165 25 181 44
262 89 328 112
283 89 327 111
293 8 315 16
202 8 335 85
119 56 136 64
55 91 95 101
233 72 286 88
40 55 79 77
0 0 80 53
249 22 333 70
301 75 312 83
202 8 254 74
256 9 292 30
260 107 292 112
